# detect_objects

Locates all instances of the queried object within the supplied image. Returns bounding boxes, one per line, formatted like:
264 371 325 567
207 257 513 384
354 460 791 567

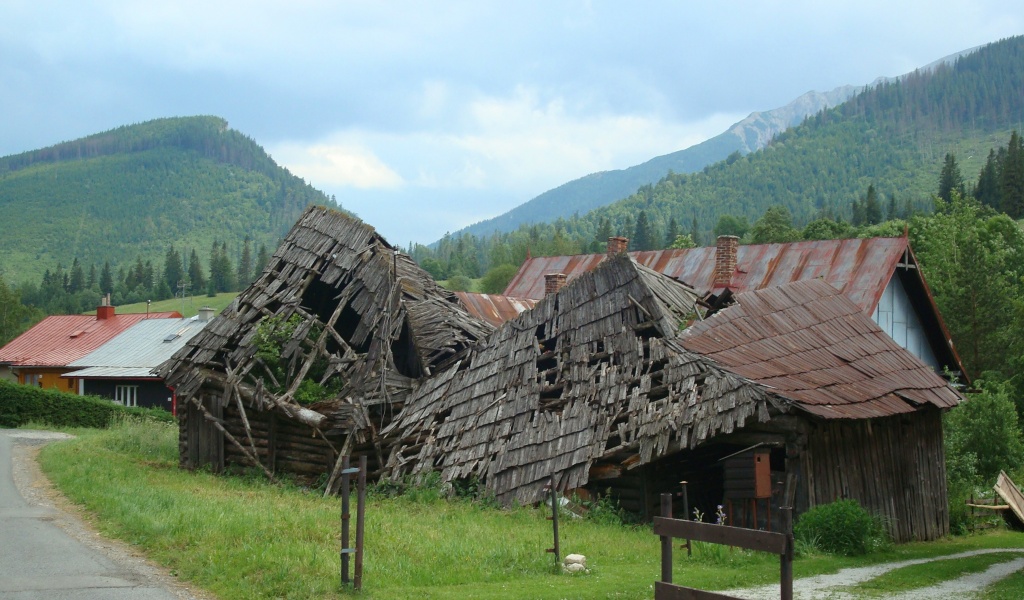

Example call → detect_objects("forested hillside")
410 35 1024 280
0 116 337 282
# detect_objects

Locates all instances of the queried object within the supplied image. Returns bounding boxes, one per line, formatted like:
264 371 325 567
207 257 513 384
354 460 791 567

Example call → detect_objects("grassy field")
36 420 1024 599
87 292 238 318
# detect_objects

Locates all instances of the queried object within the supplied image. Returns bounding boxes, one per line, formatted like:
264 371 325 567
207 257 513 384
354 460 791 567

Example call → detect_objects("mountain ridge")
448 46 979 243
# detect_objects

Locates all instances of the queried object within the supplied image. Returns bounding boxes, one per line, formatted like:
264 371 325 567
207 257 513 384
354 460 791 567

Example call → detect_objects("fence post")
660 493 673 584
781 506 793 600
355 455 366 590
545 474 560 565
340 455 350 585
679 481 691 557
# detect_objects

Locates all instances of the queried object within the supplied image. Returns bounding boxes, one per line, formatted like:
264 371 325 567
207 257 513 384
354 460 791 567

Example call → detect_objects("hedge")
0 379 174 428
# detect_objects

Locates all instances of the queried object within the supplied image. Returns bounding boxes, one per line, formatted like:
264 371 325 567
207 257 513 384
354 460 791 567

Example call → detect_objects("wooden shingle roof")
680 279 962 419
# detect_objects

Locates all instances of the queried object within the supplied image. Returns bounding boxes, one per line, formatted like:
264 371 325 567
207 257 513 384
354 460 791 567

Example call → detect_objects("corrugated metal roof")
680 279 962 419
64 367 159 379
67 317 210 372
503 237 909 314
454 292 538 327
0 311 182 368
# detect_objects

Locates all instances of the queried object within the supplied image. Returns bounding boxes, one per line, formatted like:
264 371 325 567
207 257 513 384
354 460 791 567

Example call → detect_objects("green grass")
853 551 1024 595
34 420 1024 599
88 292 237 317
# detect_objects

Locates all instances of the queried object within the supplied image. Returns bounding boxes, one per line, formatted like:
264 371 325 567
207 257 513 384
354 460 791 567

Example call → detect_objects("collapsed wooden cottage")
161 205 962 542
158 205 492 484
383 256 962 542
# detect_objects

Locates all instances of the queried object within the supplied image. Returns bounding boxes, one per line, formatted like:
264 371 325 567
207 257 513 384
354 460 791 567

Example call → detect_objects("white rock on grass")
564 563 587 573
564 553 586 566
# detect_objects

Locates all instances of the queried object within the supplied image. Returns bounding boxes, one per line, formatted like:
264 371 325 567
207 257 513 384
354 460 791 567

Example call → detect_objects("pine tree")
864 184 883 225
237 237 253 287
164 245 184 290
938 153 965 202
633 211 655 251
99 262 113 295
1000 131 1024 218
87 264 96 289
976 149 1001 208
188 249 206 292
68 258 85 293
690 216 701 247
255 244 270 276
664 217 680 249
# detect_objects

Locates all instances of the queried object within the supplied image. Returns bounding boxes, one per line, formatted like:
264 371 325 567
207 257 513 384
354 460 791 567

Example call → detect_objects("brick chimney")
607 236 629 256
714 235 739 288
544 273 567 296
96 293 115 320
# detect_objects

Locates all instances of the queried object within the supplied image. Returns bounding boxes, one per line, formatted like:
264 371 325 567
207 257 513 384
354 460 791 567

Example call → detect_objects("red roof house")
0 297 180 393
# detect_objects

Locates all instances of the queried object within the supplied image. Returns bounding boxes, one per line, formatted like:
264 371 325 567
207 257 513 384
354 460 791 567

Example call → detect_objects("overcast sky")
2 1 1021 245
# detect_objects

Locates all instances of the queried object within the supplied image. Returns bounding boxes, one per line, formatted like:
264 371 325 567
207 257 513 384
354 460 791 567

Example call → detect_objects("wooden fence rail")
653 493 793 600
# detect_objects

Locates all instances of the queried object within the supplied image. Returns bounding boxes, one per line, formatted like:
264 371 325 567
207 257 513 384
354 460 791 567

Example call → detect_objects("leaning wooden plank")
994 471 1024 525
651 518 788 555
653 582 742 600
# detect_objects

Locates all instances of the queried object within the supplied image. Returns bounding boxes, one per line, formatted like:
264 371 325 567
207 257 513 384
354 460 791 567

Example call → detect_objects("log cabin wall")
802 407 948 543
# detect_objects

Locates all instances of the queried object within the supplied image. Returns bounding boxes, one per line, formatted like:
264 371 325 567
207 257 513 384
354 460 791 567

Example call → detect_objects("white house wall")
872 273 940 370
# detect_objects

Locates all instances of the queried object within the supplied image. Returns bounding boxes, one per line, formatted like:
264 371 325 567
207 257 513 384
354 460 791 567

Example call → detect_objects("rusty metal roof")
454 292 538 327
503 237 909 314
680 279 962 419
0 311 182 368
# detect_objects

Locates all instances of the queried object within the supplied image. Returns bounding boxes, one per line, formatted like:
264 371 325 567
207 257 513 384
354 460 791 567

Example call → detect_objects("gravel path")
722 548 1024 599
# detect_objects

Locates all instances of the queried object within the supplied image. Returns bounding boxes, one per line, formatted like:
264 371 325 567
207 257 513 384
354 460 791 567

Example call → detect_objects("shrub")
0 379 172 428
794 499 888 556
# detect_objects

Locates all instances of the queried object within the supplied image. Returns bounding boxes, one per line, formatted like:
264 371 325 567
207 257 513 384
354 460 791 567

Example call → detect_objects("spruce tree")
237 237 253 287
938 153 965 202
664 217 681 249
99 262 113 295
633 211 655 251
1000 131 1024 218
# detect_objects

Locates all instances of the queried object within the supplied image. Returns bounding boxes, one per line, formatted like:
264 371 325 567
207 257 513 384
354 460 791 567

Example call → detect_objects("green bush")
794 499 889 556
0 379 173 428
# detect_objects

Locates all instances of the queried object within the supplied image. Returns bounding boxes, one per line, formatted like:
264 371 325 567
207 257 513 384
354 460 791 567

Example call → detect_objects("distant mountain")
450 48 977 242
0 116 338 282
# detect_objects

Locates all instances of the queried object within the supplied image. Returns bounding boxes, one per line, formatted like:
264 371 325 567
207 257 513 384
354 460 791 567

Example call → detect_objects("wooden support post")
355 455 366 591
660 493 673 584
781 506 794 600
340 456 351 585
545 474 560 565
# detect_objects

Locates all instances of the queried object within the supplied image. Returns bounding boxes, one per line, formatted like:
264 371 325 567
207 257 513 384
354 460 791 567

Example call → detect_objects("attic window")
69 330 84 338
163 333 180 343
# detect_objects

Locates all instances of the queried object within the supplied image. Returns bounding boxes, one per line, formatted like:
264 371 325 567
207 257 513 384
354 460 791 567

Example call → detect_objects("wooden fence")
653 493 793 600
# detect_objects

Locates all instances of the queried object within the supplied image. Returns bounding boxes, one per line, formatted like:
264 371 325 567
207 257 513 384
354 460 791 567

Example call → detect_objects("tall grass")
36 420 1024 599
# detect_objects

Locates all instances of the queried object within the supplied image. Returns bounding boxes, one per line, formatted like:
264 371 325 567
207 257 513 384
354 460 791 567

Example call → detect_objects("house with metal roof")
0 297 181 393
62 308 215 412
386 256 962 542
501 235 964 380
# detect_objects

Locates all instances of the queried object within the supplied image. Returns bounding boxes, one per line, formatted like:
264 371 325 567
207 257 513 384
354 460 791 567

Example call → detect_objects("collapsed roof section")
382 254 788 505
158 205 493 431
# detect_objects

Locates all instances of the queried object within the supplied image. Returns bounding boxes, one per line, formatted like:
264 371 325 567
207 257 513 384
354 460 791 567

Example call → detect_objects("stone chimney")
198 306 216 322
544 273 567 296
96 293 115 320
607 236 629 256
714 235 739 288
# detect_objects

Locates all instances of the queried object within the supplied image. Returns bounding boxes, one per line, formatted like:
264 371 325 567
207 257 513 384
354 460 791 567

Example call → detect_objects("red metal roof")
454 292 537 327
503 237 909 314
680 279 962 419
0 311 181 368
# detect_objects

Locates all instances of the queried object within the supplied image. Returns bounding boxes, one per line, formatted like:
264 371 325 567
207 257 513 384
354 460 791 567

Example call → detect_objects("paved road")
0 430 191 599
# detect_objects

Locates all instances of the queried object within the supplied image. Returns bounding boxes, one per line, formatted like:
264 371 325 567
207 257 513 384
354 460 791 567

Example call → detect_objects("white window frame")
115 385 139 407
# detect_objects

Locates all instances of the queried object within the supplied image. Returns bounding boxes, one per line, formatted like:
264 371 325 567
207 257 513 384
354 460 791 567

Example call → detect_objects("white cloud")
271 142 403 190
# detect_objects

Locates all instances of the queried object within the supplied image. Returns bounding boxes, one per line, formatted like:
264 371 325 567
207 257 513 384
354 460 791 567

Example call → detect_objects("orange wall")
17 369 78 394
